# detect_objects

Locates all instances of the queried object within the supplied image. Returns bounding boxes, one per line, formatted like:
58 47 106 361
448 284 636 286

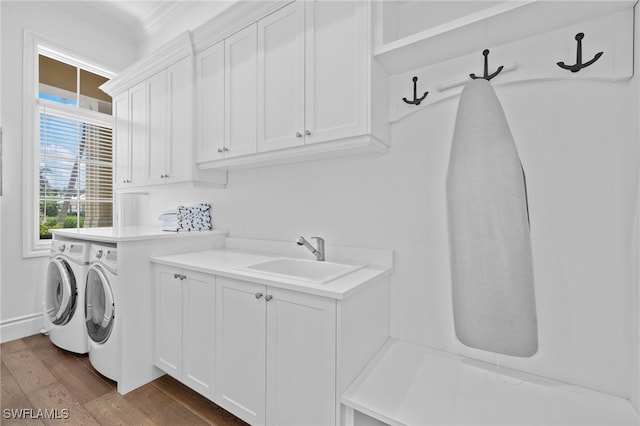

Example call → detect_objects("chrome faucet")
296 236 325 261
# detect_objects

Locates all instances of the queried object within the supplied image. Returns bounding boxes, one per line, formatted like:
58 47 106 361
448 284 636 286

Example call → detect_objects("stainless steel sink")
244 258 366 284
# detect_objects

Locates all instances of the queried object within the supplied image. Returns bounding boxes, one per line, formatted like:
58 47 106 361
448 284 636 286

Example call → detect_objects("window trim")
22 30 116 257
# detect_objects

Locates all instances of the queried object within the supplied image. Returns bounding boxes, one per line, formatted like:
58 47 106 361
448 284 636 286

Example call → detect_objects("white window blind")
39 102 113 238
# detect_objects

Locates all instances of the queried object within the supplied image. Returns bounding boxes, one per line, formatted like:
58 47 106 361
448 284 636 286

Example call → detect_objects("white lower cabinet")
214 278 267 423
265 284 336 426
154 265 215 399
215 276 337 426
196 0 390 171
153 265 376 426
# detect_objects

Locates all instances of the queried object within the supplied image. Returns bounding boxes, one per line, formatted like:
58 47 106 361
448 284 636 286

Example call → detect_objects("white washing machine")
44 239 90 354
85 243 120 382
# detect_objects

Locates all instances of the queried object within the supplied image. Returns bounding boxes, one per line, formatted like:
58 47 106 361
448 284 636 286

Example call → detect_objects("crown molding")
140 1 190 38
100 31 194 96
192 0 292 53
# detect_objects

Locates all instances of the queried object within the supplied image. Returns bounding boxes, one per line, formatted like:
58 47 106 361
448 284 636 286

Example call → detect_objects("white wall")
135 15 638 401
0 1 136 341
2 0 637 406
141 79 637 400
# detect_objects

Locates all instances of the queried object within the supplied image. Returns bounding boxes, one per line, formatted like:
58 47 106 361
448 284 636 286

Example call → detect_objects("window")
38 53 113 240
23 31 116 256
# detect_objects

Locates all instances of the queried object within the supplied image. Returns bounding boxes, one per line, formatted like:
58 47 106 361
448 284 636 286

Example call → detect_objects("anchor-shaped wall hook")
470 49 504 81
557 32 603 73
402 76 429 106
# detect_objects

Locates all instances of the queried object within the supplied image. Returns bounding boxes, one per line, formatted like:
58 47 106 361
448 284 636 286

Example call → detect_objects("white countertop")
150 248 392 300
51 226 228 243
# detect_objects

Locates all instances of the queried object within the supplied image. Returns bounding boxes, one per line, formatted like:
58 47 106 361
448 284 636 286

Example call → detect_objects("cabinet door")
113 92 130 188
257 2 305 152
166 57 192 182
182 270 216 399
146 70 167 184
265 288 337 426
154 265 183 380
197 42 225 162
129 82 147 186
215 277 266 425
225 24 258 158
305 0 367 144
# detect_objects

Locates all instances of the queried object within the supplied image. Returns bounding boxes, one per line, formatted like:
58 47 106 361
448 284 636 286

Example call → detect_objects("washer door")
85 266 115 344
45 258 77 325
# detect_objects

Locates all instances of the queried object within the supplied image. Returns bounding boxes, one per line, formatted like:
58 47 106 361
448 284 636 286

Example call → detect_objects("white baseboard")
0 313 44 343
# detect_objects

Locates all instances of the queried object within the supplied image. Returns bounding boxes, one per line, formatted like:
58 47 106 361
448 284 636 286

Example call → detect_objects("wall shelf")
374 0 637 76
387 5 635 122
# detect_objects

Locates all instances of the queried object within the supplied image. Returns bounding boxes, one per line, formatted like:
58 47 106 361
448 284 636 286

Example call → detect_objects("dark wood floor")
1 333 249 425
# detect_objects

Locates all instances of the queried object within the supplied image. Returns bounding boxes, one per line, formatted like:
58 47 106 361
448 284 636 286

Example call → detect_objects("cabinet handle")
265 295 273 302
222 147 229 152
255 292 263 299
217 148 223 153
295 132 302 138
174 273 181 279
304 130 311 136
181 274 186 280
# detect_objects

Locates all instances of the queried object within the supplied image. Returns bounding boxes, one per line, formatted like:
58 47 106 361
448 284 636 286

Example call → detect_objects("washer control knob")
58 244 66 252
96 249 103 259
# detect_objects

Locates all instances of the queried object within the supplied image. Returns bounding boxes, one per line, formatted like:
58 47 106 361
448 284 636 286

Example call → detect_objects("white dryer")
44 239 90 354
85 243 120 382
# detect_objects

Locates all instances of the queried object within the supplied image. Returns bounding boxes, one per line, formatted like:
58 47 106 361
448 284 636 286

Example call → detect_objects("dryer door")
45 258 77 325
85 265 115 344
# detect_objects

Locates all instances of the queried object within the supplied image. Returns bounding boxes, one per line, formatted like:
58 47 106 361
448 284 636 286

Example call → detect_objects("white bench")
341 338 639 426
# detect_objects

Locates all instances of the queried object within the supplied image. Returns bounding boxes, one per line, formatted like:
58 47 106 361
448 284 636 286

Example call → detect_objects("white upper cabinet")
257 0 368 149
146 70 167 185
114 83 146 189
113 92 131 189
146 56 193 184
224 24 258 158
195 0 390 170
129 83 147 187
257 1 305 152
196 41 225 162
196 25 259 161
100 32 227 190
107 1 389 180
166 57 192 182
304 0 368 145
